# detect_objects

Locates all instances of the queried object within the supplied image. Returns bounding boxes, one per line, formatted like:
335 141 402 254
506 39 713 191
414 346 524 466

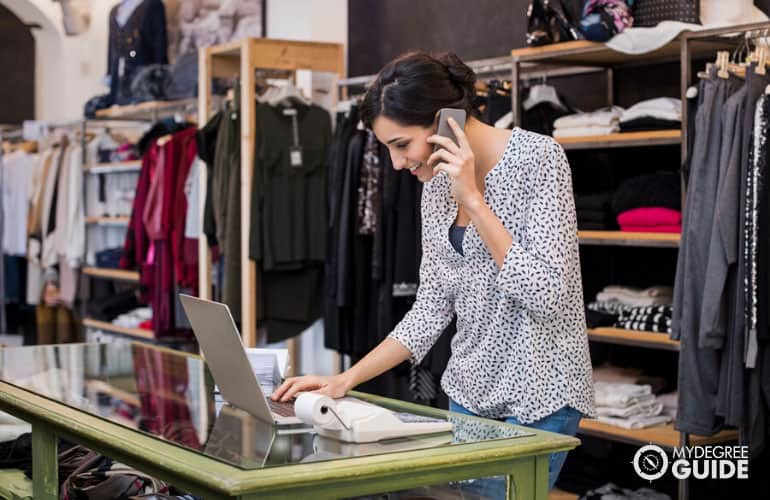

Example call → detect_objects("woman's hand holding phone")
427 117 483 209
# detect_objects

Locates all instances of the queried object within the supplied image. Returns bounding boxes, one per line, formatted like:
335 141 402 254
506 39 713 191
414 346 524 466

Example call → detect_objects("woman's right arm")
271 337 412 401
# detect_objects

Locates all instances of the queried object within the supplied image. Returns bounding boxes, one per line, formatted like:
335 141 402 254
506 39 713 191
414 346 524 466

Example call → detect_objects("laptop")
179 294 303 425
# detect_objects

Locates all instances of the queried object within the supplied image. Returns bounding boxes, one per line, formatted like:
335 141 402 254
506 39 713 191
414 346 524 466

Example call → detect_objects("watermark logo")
633 444 669 481
632 444 750 481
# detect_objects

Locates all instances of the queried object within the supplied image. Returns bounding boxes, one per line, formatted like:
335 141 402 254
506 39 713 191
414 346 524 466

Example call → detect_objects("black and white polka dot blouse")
389 128 596 424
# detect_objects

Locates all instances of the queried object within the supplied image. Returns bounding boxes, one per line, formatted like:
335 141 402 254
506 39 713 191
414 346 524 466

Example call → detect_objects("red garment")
616 206 681 227
620 225 682 233
121 127 199 338
132 344 202 450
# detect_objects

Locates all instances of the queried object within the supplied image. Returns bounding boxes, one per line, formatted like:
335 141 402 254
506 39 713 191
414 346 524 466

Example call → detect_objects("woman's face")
372 116 435 183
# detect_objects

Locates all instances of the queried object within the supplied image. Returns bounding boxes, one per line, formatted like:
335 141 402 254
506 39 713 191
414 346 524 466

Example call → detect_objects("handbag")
633 0 700 27
526 0 585 46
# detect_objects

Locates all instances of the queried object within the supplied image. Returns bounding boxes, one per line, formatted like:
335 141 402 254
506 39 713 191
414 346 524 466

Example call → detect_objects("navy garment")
107 0 168 106
449 224 466 256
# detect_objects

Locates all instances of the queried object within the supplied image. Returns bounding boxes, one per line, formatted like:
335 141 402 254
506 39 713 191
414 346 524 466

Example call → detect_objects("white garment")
606 21 702 55
1 151 36 256
601 285 673 298
596 286 673 306
56 144 85 268
594 382 653 408
40 147 66 272
596 400 663 419
553 125 619 138
184 159 201 239
620 98 682 124
597 413 672 430
553 106 623 129
116 0 143 27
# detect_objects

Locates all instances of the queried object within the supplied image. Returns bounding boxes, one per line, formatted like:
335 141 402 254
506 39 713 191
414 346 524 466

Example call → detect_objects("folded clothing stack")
616 207 681 233
611 172 681 233
594 382 672 429
552 106 623 138
95 247 123 269
575 192 617 230
619 97 682 132
596 285 673 306
112 307 152 329
579 482 671 500
587 285 674 333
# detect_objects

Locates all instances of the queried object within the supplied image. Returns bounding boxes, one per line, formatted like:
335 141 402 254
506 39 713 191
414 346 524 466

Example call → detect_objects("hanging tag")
289 146 303 168
288 110 303 168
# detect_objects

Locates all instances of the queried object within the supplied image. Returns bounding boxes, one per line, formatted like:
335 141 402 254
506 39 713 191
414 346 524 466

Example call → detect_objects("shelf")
85 216 130 226
86 161 141 174
578 419 739 449
95 98 197 120
550 489 579 500
578 230 680 248
511 37 735 68
588 327 679 351
82 318 153 340
81 267 139 282
555 130 681 150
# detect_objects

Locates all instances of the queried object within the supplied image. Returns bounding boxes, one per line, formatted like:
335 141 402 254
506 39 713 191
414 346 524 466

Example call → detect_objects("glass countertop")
0 343 531 470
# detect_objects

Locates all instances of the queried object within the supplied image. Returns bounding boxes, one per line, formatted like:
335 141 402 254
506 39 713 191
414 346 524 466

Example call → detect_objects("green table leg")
508 454 549 500
31 423 58 500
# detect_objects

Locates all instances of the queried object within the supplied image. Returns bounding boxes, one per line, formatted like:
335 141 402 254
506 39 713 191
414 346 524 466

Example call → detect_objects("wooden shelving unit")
578 419 739 449
95 98 198 120
555 129 681 150
82 318 153 341
81 267 139 282
509 27 770 500
550 489 579 500
587 327 679 351
578 230 680 248
86 160 141 174
199 38 345 353
85 216 130 226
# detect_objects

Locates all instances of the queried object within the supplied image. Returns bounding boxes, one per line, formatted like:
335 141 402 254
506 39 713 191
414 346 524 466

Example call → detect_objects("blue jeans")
449 400 582 492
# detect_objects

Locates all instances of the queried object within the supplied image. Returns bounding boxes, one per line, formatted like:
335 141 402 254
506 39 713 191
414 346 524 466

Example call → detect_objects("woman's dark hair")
360 51 477 129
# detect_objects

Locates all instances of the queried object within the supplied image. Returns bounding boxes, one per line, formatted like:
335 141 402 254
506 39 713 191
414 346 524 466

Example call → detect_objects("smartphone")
434 108 467 152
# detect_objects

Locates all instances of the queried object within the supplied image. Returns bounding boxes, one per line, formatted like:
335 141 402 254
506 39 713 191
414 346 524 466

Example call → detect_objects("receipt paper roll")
295 393 343 429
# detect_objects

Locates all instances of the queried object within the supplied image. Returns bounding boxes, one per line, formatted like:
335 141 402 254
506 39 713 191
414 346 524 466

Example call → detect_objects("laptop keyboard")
268 399 296 417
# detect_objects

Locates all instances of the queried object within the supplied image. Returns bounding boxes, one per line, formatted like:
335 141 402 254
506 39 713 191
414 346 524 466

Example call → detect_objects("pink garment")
616 207 681 227
620 225 682 233
142 145 167 241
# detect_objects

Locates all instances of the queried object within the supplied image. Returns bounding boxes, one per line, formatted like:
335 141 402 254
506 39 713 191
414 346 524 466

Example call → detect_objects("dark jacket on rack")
324 107 361 353
210 108 241 324
107 0 168 106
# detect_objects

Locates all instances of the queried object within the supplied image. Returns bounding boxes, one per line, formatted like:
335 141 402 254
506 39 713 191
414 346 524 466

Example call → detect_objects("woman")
273 51 595 490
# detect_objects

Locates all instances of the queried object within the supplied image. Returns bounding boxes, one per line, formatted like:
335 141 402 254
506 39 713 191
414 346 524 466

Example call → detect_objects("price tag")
290 146 303 168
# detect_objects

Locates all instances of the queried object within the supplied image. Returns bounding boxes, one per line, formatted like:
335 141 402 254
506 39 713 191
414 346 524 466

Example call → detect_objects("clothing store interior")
1 0 770 499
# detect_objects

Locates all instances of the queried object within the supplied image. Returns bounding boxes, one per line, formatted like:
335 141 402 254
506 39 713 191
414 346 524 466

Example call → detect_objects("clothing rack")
198 39 345 375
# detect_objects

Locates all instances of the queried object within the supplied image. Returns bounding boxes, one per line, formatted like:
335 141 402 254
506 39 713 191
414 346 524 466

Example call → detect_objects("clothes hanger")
522 75 565 111
265 81 311 107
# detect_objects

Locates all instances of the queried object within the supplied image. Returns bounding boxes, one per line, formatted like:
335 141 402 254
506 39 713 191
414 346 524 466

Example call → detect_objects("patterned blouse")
389 128 596 424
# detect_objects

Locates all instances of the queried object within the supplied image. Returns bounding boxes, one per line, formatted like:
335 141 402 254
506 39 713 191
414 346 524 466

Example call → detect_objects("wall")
349 0 770 77
0 0 115 122
0 4 34 124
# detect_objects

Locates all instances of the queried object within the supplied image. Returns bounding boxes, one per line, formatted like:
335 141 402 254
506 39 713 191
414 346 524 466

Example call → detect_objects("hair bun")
434 52 476 90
